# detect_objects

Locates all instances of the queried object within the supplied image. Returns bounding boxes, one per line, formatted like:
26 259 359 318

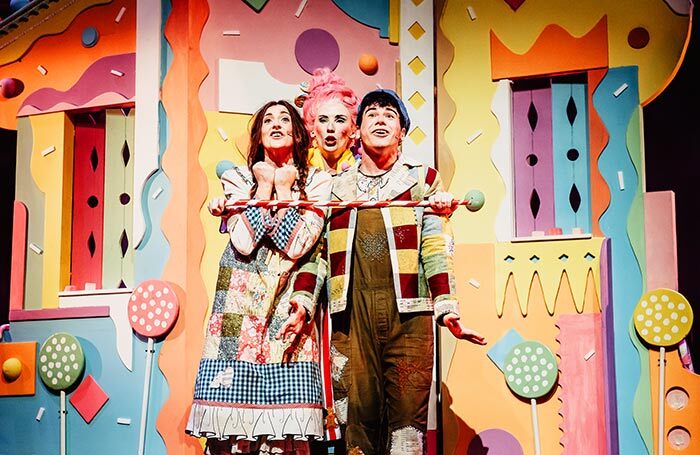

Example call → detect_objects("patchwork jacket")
322 155 460 320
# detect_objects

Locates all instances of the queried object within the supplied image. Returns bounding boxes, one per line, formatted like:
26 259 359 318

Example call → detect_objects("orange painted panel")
0 342 37 396
0 0 136 130
156 0 210 453
490 16 608 81
649 348 700 453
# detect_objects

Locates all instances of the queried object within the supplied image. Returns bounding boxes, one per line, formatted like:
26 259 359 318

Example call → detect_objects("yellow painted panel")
389 0 400 44
29 113 74 308
199 111 252 333
440 0 690 243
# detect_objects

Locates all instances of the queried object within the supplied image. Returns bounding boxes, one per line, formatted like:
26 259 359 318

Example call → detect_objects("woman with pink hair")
302 68 359 175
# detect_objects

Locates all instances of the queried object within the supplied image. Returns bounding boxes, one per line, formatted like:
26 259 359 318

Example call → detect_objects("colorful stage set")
0 0 696 453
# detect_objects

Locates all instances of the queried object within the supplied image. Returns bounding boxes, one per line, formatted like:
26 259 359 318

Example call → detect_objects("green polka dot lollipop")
504 341 558 455
464 189 485 212
633 288 694 455
38 333 84 455
38 333 84 391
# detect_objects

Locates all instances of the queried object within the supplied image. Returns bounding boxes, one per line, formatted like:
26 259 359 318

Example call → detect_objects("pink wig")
302 68 359 131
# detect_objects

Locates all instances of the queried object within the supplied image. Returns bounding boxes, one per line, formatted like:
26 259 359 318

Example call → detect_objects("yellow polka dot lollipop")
634 288 693 347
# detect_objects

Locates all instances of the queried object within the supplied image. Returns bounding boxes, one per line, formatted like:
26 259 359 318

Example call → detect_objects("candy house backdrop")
0 0 697 454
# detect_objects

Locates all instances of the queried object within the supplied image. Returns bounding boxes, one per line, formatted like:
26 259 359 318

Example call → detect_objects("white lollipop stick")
658 346 666 455
60 390 66 455
138 337 155 455
530 398 541 455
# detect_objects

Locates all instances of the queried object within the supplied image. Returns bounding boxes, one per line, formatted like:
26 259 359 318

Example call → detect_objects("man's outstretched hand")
443 313 487 345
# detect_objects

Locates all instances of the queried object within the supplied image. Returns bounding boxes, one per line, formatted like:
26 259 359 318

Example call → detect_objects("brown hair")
247 100 310 200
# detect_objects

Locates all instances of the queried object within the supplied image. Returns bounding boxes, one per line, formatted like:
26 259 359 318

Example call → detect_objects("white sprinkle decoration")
613 83 629 97
222 30 241 36
584 349 596 361
295 0 308 18
36 407 45 421
217 127 229 141
37 65 48 75
115 6 126 23
41 146 56 157
617 171 625 191
467 5 477 20
152 187 164 199
29 243 44 255
111 69 125 77
117 417 131 425
466 130 482 144
468 278 481 288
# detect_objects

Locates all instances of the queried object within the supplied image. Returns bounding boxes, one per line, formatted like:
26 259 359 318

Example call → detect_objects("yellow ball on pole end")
2 357 22 382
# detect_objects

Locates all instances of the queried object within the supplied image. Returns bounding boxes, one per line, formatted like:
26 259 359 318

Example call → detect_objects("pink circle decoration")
128 280 179 338
294 28 340 75
0 78 24 99
468 428 524 454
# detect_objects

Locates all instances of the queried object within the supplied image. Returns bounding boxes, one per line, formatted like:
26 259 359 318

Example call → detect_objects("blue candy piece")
216 160 235 178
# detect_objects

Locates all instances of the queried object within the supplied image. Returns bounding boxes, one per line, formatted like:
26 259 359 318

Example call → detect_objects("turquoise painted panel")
552 82 591 234
594 66 650 455
0 318 165 455
332 0 389 38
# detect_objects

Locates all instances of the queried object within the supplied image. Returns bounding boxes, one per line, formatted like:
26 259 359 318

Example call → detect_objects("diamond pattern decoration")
121 141 130 167
408 56 426 75
408 21 425 40
569 184 581 213
527 101 538 131
566 96 577 125
504 0 526 11
87 232 96 258
408 91 426 110
411 0 424 5
530 189 541 218
69 374 109 424
120 229 129 258
90 147 99 171
408 127 426 145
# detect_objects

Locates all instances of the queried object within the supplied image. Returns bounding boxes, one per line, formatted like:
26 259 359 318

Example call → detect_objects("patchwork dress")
186 165 331 454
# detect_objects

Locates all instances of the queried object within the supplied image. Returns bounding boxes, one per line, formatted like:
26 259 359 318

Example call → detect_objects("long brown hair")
247 100 310 200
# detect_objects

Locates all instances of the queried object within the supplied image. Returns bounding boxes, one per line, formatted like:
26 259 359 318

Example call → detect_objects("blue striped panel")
552 82 592 233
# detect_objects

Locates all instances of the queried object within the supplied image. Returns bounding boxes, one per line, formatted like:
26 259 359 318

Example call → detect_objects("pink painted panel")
10 306 110 321
557 313 607 454
10 202 28 311
644 191 678 291
512 84 555 236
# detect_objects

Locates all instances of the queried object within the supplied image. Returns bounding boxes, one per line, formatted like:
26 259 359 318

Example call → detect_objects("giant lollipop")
128 280 179 455
503 341 558 455
37 333 85 455
633 289 694 455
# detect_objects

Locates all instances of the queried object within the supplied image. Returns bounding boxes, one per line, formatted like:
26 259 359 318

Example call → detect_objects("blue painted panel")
0 318 166 454
552 82 591 233
594 66 649 455
332 0 389 38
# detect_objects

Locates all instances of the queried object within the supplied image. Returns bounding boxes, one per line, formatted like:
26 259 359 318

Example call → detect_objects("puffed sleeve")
267 169 332 260
220 166 268 256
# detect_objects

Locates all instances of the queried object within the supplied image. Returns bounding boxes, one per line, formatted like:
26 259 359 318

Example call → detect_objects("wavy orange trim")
156 0 211 453
587 68 610 237
490 16 609 81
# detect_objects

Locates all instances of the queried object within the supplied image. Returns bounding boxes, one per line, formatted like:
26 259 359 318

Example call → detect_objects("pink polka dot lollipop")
128 280 179 338
128 280 179 455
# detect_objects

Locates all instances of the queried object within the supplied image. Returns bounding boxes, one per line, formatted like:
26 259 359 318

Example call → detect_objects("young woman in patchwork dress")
186 100 331 455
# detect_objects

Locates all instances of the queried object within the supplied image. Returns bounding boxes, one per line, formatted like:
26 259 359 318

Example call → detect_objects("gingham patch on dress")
194 359 323 405
243 206 269 244
270 208 301 250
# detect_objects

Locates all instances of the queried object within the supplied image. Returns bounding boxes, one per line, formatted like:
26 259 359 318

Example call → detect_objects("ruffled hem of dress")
186 401 324 441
